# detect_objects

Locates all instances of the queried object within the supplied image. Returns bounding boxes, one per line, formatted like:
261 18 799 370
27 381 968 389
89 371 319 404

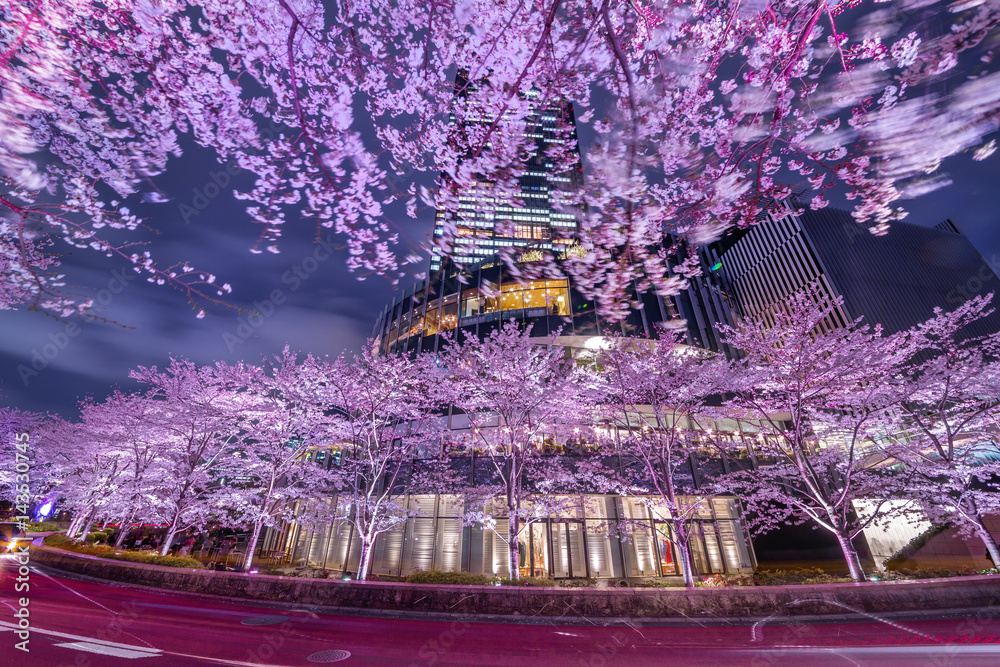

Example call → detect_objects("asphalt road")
3 553 1000 666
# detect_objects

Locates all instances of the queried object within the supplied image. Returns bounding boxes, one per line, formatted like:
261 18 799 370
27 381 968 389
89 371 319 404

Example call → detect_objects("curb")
31 538 1000 622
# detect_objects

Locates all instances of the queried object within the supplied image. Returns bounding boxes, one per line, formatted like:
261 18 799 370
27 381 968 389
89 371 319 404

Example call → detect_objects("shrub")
632 579 686 588
560 577 597 588
889 566 999 580
753 567 830 586
405 570 495 586
85 531 109 544
696 573 754 587
801 574 854 585
26 521 62 533
152 555 203 569
500 576 556 587
43 533 202 568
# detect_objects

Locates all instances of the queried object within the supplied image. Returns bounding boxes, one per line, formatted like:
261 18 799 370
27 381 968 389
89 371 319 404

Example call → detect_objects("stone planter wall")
30 540 1000 619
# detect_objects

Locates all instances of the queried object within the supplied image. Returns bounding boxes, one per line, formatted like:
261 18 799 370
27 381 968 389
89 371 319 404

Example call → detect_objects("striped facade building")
715 202 1000 336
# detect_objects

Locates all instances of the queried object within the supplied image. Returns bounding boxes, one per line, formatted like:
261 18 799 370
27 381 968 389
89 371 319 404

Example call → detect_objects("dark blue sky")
1 119 997 417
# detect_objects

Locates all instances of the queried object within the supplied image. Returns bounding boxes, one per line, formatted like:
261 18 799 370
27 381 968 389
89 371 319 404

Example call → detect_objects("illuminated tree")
208 348 332 572
310 347 451 581
129 359 242 555
3 0 997 319
716 287 912 582
595 330 729 587
885 295 1000 566
439 320 591 579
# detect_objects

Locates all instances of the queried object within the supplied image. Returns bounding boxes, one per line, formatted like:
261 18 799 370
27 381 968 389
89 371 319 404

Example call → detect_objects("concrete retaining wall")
30 541 1000 619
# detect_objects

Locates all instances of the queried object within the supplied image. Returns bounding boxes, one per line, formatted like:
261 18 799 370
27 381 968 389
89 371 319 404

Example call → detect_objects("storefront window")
518 522 550 578
423 298 442 335
484 279 571 316
441 294 458 330
460 287 482 319
653 523 678 575
545 280 570 316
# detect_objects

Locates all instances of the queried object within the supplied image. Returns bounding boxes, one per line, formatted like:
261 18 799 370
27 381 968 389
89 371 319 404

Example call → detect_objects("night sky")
1 115 997 418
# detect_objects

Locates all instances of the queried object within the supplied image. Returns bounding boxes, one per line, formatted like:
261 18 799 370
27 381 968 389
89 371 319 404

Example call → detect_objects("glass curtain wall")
270 493 752 579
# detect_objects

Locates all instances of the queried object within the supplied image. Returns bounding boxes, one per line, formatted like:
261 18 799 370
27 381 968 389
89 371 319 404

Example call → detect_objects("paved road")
3 553 1000 666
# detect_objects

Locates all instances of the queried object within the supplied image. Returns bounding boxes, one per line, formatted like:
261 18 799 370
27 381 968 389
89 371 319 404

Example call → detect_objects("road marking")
31 565 118 614
0 620 163 655
54 641 160 659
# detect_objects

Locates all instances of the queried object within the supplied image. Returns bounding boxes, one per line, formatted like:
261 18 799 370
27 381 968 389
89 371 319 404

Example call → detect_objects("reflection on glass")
488 279 571 315
441 294 458 330
460 287 482 318
518 523 550 578
424 298 442 335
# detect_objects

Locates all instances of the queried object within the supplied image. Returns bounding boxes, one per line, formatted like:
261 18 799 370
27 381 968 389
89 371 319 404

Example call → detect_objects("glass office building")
374 249 738 358
428 76 585 273
715 201 1000 336
261 493 755 580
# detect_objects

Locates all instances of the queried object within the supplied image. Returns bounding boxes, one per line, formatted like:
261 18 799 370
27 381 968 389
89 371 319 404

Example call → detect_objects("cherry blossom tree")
3 0 997 319
595 330 730 587
217 348 334 572
40 414 131 540
76 392 165 549
715 286 912 582
129 359 243 555
884 294 1000 566
309 347 451 581
439 320 591 579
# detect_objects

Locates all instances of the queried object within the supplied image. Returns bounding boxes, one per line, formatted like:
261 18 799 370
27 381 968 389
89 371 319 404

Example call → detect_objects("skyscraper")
429 75 584 273
714 200 1000 336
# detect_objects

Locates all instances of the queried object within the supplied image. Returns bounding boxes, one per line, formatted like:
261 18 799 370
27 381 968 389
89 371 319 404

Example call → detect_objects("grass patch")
752 567 839 586
25 521 63 533
882 566 999 580
43 534 202 569
632 579 686 588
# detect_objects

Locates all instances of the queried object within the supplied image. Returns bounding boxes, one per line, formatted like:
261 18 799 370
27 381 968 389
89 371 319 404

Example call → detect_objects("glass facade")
429 84 585 273
373 250 738 358
267 493 754 580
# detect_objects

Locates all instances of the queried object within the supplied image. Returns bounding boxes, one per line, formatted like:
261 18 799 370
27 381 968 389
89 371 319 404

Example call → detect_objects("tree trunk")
160 525 180 557
357 534 374 581
240 521 264 572
834 531 866 582
960 496 1000 569
67 510 88 539
507 512 520 580
115 523 131 549
970 514 1000 569
673 523 697 588
115 509 137 549
80 516 96 542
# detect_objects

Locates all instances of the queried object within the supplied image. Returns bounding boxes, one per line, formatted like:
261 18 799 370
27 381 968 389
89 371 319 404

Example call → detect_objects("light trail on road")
3 555 1000 666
